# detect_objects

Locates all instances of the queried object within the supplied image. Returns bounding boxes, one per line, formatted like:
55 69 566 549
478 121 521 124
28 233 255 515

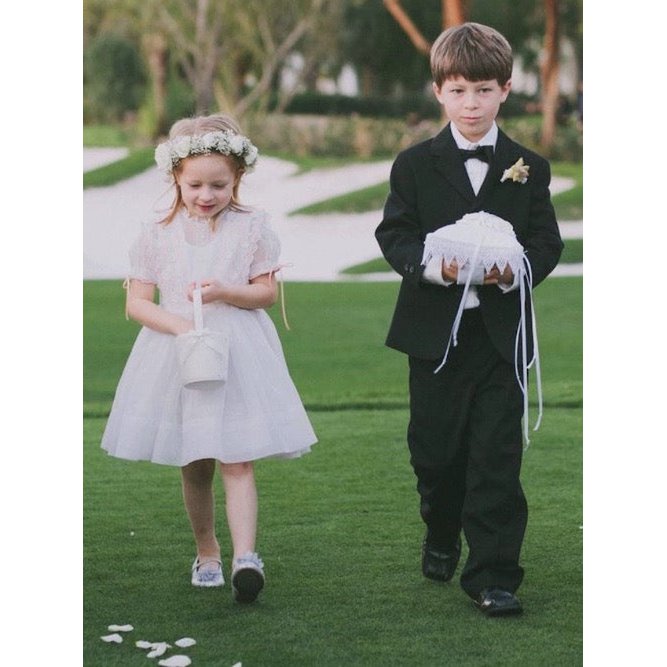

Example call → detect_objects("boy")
375 22 563 616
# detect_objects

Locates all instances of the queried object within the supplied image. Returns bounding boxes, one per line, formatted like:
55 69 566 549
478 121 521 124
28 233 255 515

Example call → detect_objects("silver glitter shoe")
191 556 224 588
231 552 265 602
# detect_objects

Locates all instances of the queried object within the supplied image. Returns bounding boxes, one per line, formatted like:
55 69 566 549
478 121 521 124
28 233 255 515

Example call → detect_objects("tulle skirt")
101 306 317 466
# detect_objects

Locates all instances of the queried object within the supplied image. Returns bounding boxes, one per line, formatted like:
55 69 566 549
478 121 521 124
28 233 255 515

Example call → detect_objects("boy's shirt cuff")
422 258 454 286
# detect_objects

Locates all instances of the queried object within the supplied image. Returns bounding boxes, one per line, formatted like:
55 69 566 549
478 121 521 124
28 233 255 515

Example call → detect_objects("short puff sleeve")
249 213 281 280
127 222 159 284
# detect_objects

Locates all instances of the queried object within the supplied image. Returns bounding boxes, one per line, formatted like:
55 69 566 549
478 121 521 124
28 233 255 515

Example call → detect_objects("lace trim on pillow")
421 237 525 276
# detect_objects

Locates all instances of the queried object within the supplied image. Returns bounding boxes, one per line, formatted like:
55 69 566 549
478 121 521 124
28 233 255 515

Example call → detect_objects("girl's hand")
188 274 277 309
174 319 194 335
188 279 223 303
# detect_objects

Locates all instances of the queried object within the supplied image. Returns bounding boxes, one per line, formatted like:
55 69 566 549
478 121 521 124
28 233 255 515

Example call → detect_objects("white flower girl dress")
101 207 317 466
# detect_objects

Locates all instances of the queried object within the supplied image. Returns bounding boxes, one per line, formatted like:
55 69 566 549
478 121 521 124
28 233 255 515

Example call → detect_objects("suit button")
405 264 415 274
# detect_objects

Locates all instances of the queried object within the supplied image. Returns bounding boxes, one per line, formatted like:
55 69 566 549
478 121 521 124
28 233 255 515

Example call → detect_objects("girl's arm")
126 280 193 335
192 273 278 310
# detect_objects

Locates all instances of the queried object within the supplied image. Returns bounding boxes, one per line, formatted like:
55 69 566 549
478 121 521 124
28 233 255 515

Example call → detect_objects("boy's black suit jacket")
375 124 564 363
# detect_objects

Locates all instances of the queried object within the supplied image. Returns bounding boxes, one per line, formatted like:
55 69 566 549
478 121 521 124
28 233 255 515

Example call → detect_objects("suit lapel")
430 125 476 203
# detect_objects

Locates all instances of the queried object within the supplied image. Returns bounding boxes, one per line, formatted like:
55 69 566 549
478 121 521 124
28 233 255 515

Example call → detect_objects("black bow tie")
459 145 494 163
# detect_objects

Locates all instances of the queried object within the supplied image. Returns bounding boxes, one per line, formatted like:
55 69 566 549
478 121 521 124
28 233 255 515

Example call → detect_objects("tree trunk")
540 0 560 153
142 32 168 138
443 0 466 28
193 0 217 115
382 0 431 55
383 0 467 124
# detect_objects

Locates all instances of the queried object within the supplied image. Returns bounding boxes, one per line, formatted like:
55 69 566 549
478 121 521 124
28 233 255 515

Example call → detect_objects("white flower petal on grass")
158 656 192 667
136 640 154 649
175 637 197 648
108 624 134 632
147 642 172 658
100 633 123 643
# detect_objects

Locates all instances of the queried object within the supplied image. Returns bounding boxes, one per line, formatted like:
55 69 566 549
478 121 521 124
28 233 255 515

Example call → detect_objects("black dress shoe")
475 588 523 616
421 536 461 582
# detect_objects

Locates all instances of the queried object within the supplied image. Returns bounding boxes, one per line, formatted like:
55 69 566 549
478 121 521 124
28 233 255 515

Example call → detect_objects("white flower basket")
175 287 229 389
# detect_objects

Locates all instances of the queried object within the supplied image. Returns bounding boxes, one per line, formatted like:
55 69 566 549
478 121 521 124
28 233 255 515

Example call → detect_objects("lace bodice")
128 207 281 316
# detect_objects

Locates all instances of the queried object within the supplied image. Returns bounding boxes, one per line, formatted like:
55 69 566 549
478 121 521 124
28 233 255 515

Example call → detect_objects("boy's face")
433 76 511 143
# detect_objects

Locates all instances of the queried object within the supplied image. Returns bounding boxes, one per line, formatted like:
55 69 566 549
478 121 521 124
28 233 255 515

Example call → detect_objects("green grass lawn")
84 279 581 414
84 279 581 665
83 147 156 189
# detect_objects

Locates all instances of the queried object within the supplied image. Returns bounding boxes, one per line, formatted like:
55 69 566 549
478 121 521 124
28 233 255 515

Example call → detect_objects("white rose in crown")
500 157 529 184
245 145 259 167
228 134 245 154
154 143 172 172
172 136 192 159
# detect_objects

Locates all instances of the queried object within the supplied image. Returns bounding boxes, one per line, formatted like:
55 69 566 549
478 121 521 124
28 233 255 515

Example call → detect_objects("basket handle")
192 286 204 331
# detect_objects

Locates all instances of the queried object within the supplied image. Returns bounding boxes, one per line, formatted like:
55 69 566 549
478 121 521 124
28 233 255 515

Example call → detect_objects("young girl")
101 113 317 603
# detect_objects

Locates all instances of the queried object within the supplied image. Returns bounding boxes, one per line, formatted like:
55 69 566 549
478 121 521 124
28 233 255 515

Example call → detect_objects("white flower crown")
154 130 259 175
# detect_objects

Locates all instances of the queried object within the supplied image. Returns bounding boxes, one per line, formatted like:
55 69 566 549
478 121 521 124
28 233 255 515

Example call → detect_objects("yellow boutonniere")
500 157 530 184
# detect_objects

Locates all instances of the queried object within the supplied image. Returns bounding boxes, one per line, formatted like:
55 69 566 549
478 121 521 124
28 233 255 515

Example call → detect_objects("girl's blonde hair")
159 113 250 225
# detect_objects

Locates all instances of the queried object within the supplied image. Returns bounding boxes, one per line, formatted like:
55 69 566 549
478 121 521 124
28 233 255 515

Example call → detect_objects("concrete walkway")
83 148 581 281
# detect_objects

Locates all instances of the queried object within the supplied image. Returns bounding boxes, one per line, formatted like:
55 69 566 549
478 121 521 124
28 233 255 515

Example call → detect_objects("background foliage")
83 0 583 160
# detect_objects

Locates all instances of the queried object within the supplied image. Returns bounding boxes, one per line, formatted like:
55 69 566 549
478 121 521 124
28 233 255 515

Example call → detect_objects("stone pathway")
83 149 581 281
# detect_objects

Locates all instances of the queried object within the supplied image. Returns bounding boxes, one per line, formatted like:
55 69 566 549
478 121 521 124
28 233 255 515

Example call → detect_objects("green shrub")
84 34 146 124
243 113 582 162
499 116 583 162
244 113 436 159
83 125 134 148
278 90 538 121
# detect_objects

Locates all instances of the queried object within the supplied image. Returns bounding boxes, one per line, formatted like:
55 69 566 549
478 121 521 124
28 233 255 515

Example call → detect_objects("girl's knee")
182 458 217 483
220 461 254 479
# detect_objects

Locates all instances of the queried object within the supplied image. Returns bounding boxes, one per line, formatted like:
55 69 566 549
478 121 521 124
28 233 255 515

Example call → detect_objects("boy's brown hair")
430 22 513 87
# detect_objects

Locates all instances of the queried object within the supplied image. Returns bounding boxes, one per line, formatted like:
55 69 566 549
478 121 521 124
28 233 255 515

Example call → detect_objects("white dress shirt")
422 122 518 307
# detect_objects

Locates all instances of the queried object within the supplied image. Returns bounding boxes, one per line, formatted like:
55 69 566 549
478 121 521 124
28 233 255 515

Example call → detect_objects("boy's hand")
441 259 459 282
442 261 514 285
483 264 514 285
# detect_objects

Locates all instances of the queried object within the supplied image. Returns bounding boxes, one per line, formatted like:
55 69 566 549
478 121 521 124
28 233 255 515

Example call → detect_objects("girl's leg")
220 461 264 602
181 458 220 560
219 461 258 560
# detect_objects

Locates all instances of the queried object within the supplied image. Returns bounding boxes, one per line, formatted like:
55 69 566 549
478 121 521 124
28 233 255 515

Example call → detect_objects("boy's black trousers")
407 307 528 599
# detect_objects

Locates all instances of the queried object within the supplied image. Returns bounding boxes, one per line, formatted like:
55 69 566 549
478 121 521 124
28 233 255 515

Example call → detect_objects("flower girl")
101 113 317 603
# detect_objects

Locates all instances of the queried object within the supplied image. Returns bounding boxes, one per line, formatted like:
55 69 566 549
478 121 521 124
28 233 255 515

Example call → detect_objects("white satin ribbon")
433 252 543 448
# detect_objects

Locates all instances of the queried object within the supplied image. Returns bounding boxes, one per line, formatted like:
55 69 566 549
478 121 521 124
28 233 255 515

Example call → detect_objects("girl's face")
176 153 239 219
432 75 511 143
